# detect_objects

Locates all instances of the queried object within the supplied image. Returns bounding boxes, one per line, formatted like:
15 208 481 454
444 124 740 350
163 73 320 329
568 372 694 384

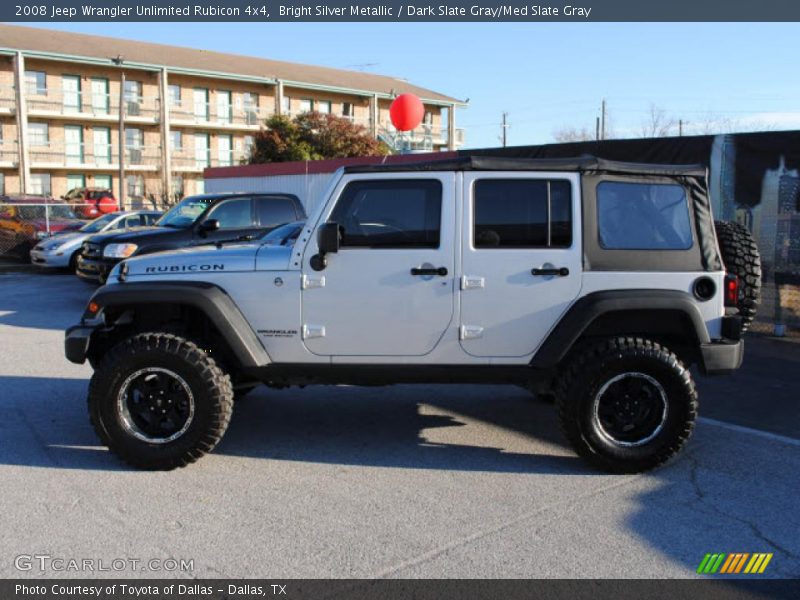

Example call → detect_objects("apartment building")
0 24 466 205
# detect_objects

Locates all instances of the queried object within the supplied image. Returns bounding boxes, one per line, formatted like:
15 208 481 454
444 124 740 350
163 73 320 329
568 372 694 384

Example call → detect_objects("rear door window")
597 181 693 250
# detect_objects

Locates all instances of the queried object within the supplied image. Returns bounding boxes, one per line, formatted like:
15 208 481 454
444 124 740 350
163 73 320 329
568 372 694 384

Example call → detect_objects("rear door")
459 172 583 358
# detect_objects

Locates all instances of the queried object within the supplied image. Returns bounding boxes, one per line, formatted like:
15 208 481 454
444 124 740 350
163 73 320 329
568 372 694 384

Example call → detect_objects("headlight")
42 241 63 252
103 243 138 258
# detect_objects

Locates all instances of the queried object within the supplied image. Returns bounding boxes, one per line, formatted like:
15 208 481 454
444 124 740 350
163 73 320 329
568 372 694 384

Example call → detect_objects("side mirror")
198 219 220 236
310 222 340 271
318 222 340 255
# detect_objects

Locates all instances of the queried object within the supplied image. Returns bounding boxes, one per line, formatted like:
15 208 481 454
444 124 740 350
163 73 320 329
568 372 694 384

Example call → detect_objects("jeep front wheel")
88 332 234 469
556 337 697 473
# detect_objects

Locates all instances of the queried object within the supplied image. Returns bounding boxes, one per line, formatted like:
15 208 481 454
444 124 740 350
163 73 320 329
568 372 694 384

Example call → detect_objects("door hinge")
302 324 326 339
461 275 485 290
460 325 484 340
302 275 326 289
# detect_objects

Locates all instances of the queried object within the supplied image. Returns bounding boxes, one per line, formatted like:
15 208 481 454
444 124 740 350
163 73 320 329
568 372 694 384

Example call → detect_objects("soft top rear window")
597 181 693 250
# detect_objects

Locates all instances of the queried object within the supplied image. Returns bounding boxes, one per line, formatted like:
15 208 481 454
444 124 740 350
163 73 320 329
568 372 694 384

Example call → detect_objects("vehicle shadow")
0 376 587 475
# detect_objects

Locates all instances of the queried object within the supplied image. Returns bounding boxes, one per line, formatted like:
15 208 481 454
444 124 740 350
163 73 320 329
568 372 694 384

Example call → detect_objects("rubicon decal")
697 553 773 574
145 265 225 273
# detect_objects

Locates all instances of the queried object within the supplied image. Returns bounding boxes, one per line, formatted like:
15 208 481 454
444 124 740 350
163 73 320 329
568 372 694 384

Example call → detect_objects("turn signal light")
87 302 100 315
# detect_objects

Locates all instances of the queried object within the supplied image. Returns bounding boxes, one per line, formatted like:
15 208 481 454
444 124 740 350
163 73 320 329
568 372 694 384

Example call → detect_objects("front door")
302 174 455 357
459 173 583 358
90 78 109 114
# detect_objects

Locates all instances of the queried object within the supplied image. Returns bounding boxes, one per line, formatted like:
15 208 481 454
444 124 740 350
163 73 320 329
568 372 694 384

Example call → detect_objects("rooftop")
0 24 463 105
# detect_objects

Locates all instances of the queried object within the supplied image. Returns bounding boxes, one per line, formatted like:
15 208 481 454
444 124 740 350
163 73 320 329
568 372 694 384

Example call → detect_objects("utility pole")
600 98 606 141
112 55 126 207
501 111 509 147
679 119 684 136
595 116 600 141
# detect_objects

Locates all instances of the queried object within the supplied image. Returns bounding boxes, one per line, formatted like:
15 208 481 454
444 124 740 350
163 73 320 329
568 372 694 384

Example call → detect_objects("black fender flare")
531 289 711 369
85 281 271 368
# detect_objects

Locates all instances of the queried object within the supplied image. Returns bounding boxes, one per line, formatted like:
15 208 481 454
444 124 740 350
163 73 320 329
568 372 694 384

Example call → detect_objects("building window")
299 98 313 113
64 125 84 164
62 75 82 112
67 174 86 191
126 175 144 198
342 102 354 118
168 84 181 107
170 130 182 152
125 128 143 165
194 133 210 168
94 174 112 191
30 173 51 196
243 135 254 156
193 88 209 120
25 71 47 95
90 78 109 114
171 175 184 199
93 127 111 165
216 91 232 124
124 80 142 115
28 123 49 147
243 92 259 125
424 111 433 125
316 100 331 115
281 96 291 115
0 173 4 196
218 134 232 167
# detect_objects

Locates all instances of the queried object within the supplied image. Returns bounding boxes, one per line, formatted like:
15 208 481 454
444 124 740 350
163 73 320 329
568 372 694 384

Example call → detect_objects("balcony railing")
169 99 268 128
0 140 18 165
0 85 15 112
170 150 249 171
27 142 161 169
23 86 160 121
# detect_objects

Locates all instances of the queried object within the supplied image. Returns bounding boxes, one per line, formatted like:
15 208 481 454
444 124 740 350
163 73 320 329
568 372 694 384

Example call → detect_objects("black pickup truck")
76 192 305 283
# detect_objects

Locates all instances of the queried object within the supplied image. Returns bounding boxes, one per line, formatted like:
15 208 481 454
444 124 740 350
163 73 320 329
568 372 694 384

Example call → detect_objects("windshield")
80 213 118 233
17 205 77 220
156 196 215 228
261 221 304 246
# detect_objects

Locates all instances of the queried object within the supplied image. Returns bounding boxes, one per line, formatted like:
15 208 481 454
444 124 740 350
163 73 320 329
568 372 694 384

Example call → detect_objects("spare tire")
714 221 761 332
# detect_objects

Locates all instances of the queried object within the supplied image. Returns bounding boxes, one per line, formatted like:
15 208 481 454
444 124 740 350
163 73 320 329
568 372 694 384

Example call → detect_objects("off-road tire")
714 220 761 332
556 337 697 473
88 332 233 469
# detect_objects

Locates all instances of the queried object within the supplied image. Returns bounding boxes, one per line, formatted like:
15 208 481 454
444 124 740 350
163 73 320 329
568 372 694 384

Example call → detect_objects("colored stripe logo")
697 553 773 574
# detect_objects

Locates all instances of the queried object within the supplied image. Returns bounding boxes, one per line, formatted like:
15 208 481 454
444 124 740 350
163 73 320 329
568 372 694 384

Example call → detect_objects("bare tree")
640 104 677 138
552 126 596 143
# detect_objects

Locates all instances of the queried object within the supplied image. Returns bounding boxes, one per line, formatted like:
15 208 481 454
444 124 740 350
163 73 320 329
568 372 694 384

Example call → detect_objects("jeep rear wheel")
714 220 761 332
556 337 697 473
88 332 234 470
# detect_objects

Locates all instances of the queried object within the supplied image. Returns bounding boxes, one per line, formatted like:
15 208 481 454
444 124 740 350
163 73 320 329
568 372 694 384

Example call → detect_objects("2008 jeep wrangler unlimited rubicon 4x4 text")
65 156 761 473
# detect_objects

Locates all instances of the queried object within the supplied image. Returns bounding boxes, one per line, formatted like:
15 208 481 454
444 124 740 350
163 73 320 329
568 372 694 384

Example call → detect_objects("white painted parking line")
699 417 800 448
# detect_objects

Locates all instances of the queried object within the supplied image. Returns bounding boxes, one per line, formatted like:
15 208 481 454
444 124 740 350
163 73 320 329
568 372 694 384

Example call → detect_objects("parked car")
30 210 162 270
67 156 758 472
75 192 305 283
63 188 118 219
0 195 84 259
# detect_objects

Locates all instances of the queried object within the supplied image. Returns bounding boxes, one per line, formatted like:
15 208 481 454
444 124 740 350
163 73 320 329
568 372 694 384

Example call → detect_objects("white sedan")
30 210 162 269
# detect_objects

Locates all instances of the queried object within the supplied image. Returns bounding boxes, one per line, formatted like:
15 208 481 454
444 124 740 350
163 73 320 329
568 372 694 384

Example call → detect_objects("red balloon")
98 196 118 214
389 94 424 131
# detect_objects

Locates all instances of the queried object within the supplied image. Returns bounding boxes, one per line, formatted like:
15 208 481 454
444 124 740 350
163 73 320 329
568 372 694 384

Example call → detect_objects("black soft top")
343 155 707 178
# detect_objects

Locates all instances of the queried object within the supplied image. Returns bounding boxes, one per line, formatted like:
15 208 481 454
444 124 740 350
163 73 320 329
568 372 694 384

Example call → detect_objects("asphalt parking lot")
0 272 798 579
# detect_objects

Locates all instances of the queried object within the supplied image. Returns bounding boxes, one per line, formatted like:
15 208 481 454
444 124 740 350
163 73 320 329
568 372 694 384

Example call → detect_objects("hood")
119 242 262 279
87 226 176 245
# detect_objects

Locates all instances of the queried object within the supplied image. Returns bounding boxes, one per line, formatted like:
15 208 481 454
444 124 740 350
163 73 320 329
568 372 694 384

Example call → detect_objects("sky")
21 22 800 149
